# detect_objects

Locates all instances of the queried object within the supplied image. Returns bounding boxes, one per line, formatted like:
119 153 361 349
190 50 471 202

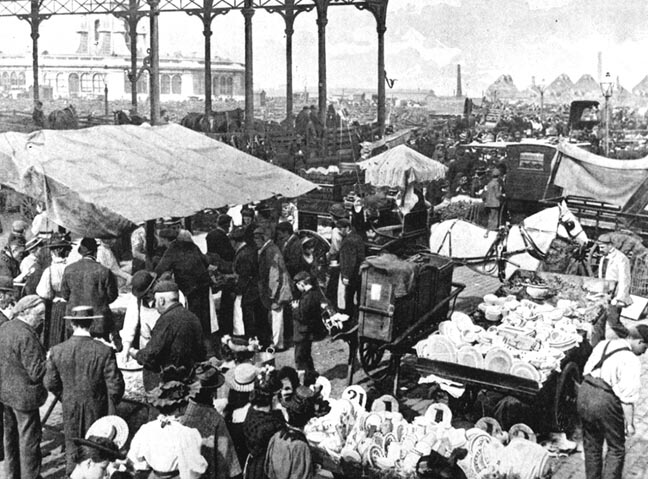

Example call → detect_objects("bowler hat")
153 280 179 294
48 233 72 250
225 363 258 392
0 276 14 292
229 226 247 242
293 271 311 283
193 361 225 390
64 305 102 321
328 203 347 219
78 237 98 254
217 214 232 227
131 271 157 299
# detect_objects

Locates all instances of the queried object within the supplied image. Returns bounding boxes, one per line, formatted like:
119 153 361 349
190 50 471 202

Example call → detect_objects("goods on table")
415 296 588 385
305 387 549 479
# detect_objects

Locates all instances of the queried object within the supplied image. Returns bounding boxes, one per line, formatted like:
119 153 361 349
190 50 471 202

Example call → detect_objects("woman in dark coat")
242 368 285 479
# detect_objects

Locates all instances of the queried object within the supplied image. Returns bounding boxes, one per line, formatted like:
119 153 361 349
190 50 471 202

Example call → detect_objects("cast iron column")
358 0 388 138
285 16 294 122
114 0 146 112
148 0 161 125
242 0 255 134
315 0 328 131
19 0 49 106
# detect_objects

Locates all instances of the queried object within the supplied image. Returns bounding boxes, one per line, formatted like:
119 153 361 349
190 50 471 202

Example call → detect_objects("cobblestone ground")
3 266 648 478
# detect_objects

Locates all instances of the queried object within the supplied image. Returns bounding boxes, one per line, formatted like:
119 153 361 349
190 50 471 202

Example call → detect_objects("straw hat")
64 305 103 321
72 436 125 460
225 363 258 392
84 416 129 449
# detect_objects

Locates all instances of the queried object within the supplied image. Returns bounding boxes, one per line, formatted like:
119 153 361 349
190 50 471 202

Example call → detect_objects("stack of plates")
419 336 458 362
510 360 541 382
484 347 513 374
457 345 485 369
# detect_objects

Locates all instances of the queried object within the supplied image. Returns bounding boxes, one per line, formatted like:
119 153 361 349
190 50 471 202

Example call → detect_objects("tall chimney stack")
456 64 462 97
597 52 603 82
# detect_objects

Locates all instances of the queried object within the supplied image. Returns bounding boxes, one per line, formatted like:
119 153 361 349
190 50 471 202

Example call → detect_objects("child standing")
291 271 325 372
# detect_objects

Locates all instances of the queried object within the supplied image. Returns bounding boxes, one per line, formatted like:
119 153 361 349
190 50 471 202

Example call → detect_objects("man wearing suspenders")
577 324 648 479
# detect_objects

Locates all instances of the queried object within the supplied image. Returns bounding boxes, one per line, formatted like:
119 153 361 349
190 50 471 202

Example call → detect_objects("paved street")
4 265 648 478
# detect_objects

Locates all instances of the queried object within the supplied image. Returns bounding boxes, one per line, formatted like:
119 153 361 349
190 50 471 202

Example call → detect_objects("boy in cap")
45 305 125 475
291 271 325 372
577 324 648 479
482 167 505 230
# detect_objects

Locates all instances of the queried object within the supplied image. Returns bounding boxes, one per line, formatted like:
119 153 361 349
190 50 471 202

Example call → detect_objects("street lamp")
600 72 614 157
103 65 109 117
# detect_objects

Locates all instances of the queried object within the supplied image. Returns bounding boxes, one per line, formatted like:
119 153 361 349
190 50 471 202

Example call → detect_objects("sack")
233 295 245 336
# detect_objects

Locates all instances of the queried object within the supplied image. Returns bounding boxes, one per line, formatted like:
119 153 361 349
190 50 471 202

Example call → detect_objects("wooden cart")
342 252 465 395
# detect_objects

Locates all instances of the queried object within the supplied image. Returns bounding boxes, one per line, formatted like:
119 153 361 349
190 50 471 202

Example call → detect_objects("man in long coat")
154 228 214 356
231 227 268 342
337 219 366 316
60 237 119 344
0 295 48 479
45 305 125 475
130 280 206 391
253 226 292 350
206 214 236 336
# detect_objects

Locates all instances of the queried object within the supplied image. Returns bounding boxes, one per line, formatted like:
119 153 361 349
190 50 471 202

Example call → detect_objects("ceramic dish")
367 444 385 468
484 347 513 374
382 433 396 453
510 360 541 382
420 335 458 362
474 417 503 437
508 423 537 443
457 344 485 369
425 403 452 428
364 413 383 434
468 433 496 477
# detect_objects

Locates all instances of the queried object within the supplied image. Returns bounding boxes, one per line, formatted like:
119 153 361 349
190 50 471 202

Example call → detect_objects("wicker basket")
631 251 648 296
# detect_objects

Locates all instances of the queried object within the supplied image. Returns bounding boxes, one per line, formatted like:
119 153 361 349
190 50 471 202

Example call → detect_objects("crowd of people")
0 197 372 479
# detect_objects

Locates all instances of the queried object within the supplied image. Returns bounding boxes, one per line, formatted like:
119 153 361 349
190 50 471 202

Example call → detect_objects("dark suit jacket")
292 288 325 342
155 240 211 296
281 234 304 279
60 257 119 335
257 241 293 310
45 335 124 431
206 227 235 268
339 230 366 286
0 319 47 410
233 243 260 305
135 303 205 390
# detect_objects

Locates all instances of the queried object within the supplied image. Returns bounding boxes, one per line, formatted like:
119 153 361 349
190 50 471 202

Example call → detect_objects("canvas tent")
0 124 317 237
552 141 648 213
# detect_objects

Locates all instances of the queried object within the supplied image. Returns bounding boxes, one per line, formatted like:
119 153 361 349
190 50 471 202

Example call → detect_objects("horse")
47 104 78 129
428 202 588 280
180 108 244 133
114 110 148 125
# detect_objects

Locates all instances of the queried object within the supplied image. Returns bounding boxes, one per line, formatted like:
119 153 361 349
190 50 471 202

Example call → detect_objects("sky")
0 0 646 96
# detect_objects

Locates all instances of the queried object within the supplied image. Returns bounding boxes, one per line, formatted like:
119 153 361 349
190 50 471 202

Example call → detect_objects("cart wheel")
553 361 581 432
358 338 393 382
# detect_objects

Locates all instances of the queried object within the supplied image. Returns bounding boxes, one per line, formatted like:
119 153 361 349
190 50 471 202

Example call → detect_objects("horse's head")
557 201 588 244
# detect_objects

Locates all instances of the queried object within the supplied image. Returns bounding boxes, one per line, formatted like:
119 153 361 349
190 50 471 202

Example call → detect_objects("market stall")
414 269 615 433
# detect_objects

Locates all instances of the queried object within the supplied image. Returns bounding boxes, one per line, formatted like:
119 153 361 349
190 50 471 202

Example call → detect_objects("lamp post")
600 72 614 157
103 65 109 117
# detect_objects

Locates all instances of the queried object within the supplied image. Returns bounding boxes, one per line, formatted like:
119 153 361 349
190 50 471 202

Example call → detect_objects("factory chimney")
456 64 462 97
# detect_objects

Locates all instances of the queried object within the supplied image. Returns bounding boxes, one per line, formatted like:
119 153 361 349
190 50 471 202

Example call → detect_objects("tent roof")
358 144 447 187
0 124 316 236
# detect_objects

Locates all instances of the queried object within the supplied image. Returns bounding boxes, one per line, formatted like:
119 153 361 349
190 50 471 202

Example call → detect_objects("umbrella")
358 144 448 188
0 124 317 237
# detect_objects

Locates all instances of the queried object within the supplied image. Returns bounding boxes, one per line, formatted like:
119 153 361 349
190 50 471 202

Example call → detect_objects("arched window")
214 75 220 95
56 72 67 95
68 73 80 95
220 76 227 96
81 73 91 92
94 19 100 43
160 74 170 94
1 72 8 89
137 71 148 94
18 72 26 86
10 72 17 87
92 73 103 93
171 74 182 95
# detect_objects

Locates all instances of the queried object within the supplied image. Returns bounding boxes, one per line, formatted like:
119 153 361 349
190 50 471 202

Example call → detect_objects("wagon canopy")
0 124 317 237
552 141 648 213
358 144 448 188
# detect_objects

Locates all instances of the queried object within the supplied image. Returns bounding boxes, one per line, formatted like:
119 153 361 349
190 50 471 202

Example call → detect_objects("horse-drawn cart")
335 252 465 396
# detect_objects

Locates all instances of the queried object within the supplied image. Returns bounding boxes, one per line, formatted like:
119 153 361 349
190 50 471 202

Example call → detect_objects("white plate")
457 345 484 369
484 347 513 374
510 360 541 382
420 335 458 362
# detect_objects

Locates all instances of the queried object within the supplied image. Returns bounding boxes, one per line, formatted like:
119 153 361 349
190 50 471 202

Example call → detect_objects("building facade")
0 15 244 101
